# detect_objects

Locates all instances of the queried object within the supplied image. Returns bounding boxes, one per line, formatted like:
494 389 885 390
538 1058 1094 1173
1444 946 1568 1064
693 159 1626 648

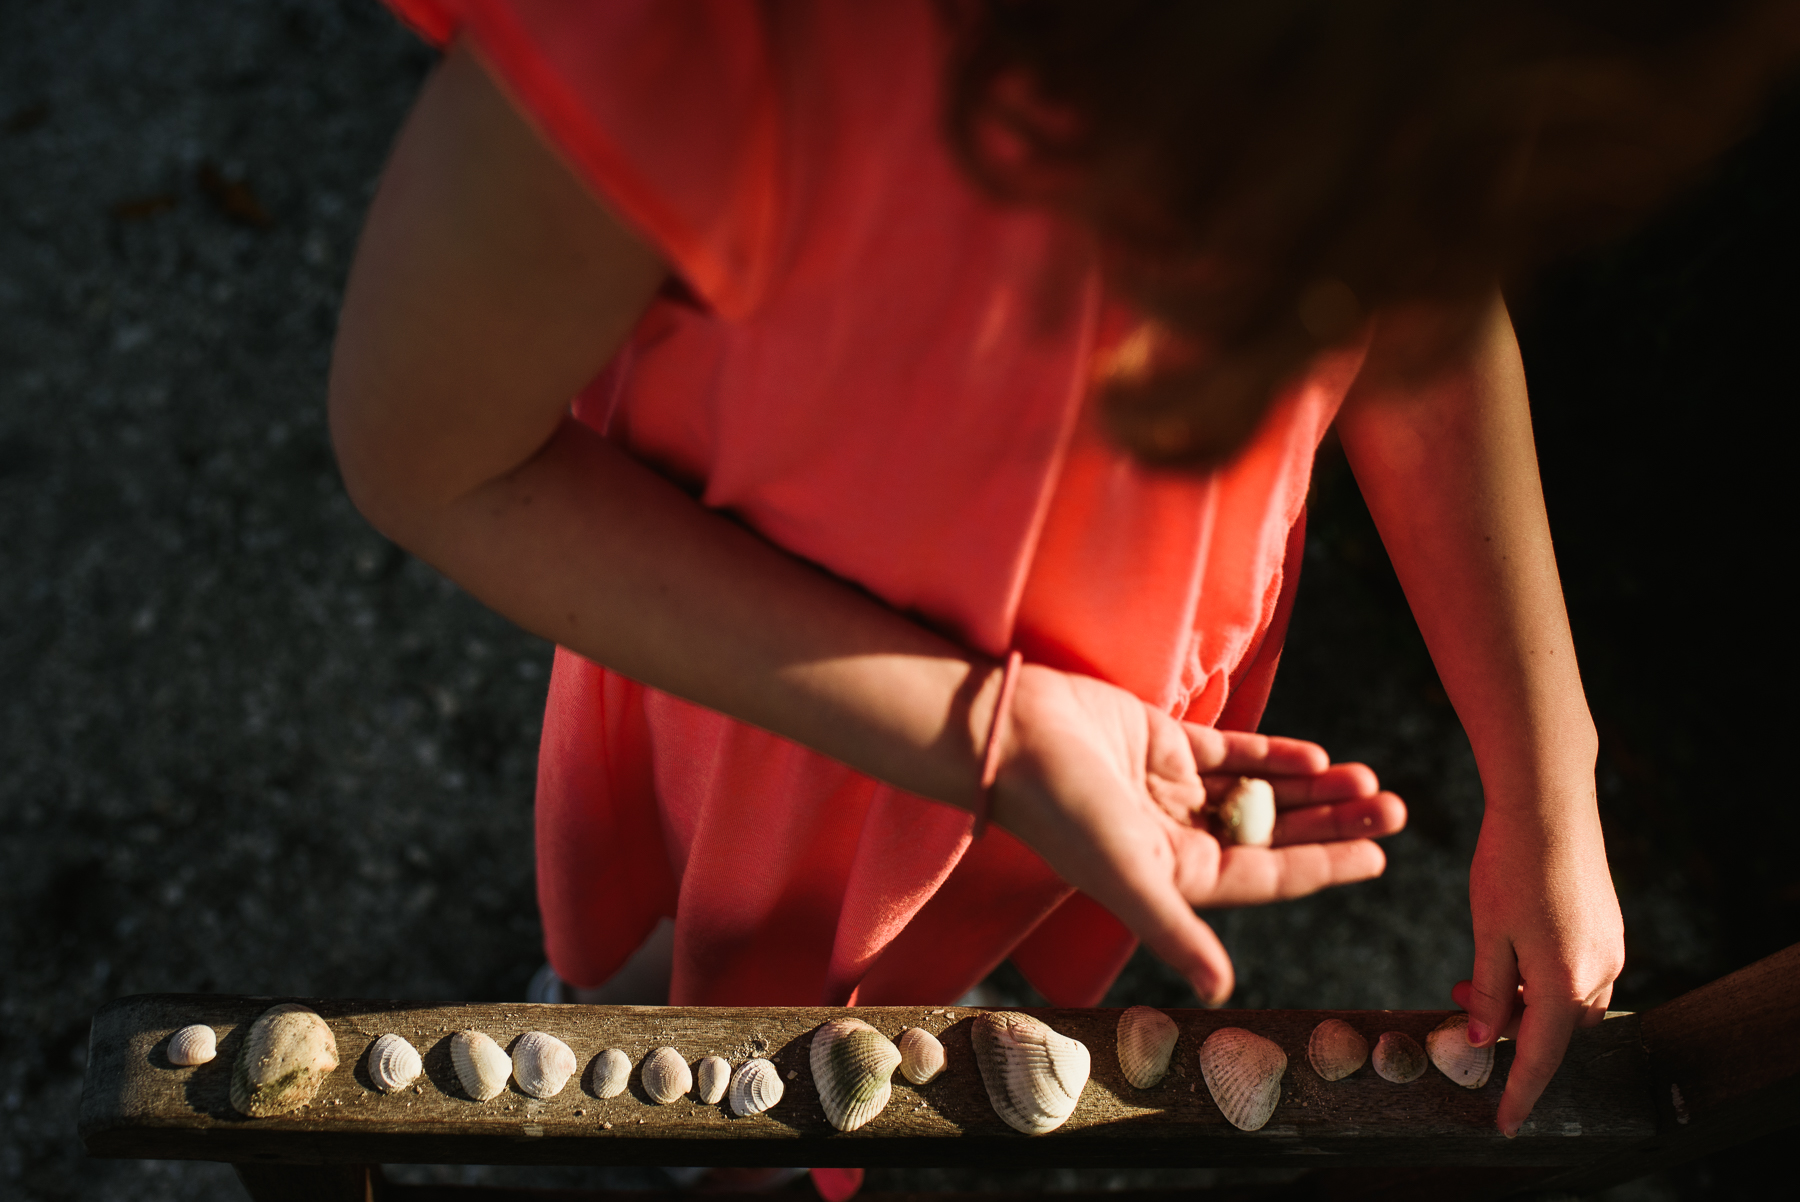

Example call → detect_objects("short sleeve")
384 0 783 318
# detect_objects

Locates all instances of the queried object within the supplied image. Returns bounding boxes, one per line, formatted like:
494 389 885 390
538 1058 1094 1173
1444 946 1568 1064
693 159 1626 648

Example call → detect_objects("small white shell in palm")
230 1004 339 1117
1426 1014 1494 1089
642 1046 692 1105
729 1057 785 1117
811 1018 902 1131
1371 1031 1427 1084
168 1024 216 1067
695 1055 731 1105
1198 1027 1286 1131
451 1029 512 1102
1214 777 1276 847
590 1048 630 1099
972 1011 1090 1135
897 1027 946 1085
368 1033 422 1093
1116 1006 1179 1089
1306 1019 1368 1082
512 1031 577 1099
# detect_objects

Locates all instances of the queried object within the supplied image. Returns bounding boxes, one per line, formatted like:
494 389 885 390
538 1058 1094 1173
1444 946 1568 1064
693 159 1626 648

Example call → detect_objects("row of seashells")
1116 1005 1496 1132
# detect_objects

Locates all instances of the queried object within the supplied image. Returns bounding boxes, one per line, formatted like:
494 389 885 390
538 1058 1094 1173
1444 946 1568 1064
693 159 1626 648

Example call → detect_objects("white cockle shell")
168 1024 216 1067
729 1057 785 1117
1306 1019 1368 1082
1371 1031 1427 1084
590 1048 631 1099
642 1046 693 1105
696 1055 731 1105
812 1019 902 1131
1116 1005 1179 1089
1214 777 1277 847
972 1011 1091 1135
229 1003 339 1117
368 1033 422 1093
1198 1027 1286 1132
451 1029 512 1101
1426 1014 1494 1089
512 1030 577 1099
897 1027 946 1085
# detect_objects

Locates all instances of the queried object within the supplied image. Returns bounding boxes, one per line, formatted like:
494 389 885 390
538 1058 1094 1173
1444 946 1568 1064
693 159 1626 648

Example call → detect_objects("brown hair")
942 0 1800 466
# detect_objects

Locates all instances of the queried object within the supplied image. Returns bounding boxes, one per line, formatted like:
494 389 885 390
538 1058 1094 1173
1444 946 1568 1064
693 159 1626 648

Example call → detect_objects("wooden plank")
78 995 1652 1169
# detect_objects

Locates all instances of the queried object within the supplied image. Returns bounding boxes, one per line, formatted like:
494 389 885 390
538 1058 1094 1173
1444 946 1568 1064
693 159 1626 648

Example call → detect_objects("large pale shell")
1116 1006 1179 1089
897 1027 946 1085
1371 1031 1427 1084
168 1024 216 1067
812 1018 902 1132
368 1033 422 1093
590 1048 631 1098
512 1031 577 1099
1306 1019 1368 1082
1214 777 1276 847
229 1003 339 1117
696 1055 731 1105
729 1057 785 1117
451 1030 512 1101
643 1046 693 1105
972 1011 1091 1135
1198 1027 1286 1132
1426 1014 1494 1089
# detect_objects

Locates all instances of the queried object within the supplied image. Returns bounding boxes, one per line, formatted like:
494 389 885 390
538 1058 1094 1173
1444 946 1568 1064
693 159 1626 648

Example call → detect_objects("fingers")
1496 998 1581 1138
1271 791 1407 845
1186 726 1329 775
1187 838 1388 907
1463 940 1522 1054
1451 980 1522 1040
1201 763 1380 807
1103 873 1237 1006
1580 983 1614 1028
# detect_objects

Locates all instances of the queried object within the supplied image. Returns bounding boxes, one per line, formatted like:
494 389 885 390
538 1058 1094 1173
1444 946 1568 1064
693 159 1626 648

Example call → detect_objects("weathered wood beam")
80 997 1651 1169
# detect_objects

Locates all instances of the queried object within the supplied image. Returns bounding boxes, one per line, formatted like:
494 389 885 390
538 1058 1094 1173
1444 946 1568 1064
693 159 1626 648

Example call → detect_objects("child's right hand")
988 663 1407 1004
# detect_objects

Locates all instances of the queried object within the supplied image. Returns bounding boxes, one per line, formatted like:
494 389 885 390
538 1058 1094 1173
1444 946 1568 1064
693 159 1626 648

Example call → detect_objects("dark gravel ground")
1 2 1794 1199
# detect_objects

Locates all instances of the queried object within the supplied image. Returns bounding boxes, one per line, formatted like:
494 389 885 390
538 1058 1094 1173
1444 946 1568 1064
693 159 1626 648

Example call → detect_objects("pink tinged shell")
1116 1006 1179 1089
512 1030 578 1099
972 1011 1091 1135
590 1048 630 1099
1372 1032 1427 1084
168 1024 216 1067
1306 1019 1368 1082
642 1046 692 1105
811 1018 902 1131
729 1057 785 1117
1426 1014 1494 1089
451 1030 512 1101
696 1056 731 1105
368 1033 422 1093
897 1027 946 1085
229 1003 340 1117
1198 1027 1286 1131
1214 777 1277 847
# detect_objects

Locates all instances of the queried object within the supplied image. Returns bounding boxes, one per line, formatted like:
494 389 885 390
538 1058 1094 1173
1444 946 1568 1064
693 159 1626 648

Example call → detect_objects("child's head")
942 0 1800 464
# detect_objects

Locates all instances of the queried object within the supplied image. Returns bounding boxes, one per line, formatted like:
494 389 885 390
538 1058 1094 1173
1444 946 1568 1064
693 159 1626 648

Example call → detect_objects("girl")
330 0 1790 1137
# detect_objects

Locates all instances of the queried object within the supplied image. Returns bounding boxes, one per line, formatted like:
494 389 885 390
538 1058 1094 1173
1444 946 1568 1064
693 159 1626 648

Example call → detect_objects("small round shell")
972 1011 1091 1135
1371 1031 1427 1084
230 1003 339 1117
813 1019 902 1131
1116 1006 1179 1089
512 1031 577 1099
729 1057 785 1117
168 1024 216 1067
897 1027 946 1086
1306 1019 1368 1082
1198 1027 1286 1132
1214 777 1277 847
1426 1014 1494 1089
368 1033 422 1093
451 1030 512 1102
696 1055 731 1105
642 1046 693 1105
589 1047 631 1099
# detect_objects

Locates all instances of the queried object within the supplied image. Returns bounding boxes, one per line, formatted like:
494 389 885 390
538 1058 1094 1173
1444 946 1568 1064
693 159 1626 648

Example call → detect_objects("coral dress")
387 0 1364 1007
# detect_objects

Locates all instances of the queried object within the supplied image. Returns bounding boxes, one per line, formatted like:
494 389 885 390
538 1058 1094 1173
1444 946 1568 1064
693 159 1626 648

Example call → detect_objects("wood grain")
80 996 1652 1168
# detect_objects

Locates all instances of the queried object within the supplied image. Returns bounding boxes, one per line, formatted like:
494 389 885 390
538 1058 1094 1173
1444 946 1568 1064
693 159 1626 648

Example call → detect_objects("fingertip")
1451 980 1474 1010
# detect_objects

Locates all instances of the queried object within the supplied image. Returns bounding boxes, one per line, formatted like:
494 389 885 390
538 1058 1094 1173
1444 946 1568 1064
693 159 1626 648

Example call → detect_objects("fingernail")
1500 1122 1519 1140
1467 1020 1490 1046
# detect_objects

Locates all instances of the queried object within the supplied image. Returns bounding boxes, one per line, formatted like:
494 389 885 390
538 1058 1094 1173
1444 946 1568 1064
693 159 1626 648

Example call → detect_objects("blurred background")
1 2 1793 1199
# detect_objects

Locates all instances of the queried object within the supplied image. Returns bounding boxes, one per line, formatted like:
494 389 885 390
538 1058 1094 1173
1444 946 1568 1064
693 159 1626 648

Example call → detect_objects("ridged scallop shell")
1116 1006 1179 1089
229 1003 339 1117
1198 1027 1286 1131
168 1024 216 1066
512 1030 577 1099
451 1029 512 1101
1371 1031 1427 1083
812 1018 902 1131
590 1047 631 1098
1306 1019 1368 1082
643 1046 692 1105
729 1057 785 1117
1426 1014 1494 1089
368 1033 422 1093
897 1027 946 1085
1214 777 1276 847
696 1055 731 1104
972 1011 1091 1135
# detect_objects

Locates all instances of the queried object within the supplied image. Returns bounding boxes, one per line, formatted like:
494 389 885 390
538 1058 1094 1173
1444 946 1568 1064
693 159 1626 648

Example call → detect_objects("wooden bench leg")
233 1163 377 1202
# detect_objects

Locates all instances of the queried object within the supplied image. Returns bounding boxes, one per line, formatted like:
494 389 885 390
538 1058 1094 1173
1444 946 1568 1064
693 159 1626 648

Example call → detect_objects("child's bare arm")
1336 299 1625 1136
